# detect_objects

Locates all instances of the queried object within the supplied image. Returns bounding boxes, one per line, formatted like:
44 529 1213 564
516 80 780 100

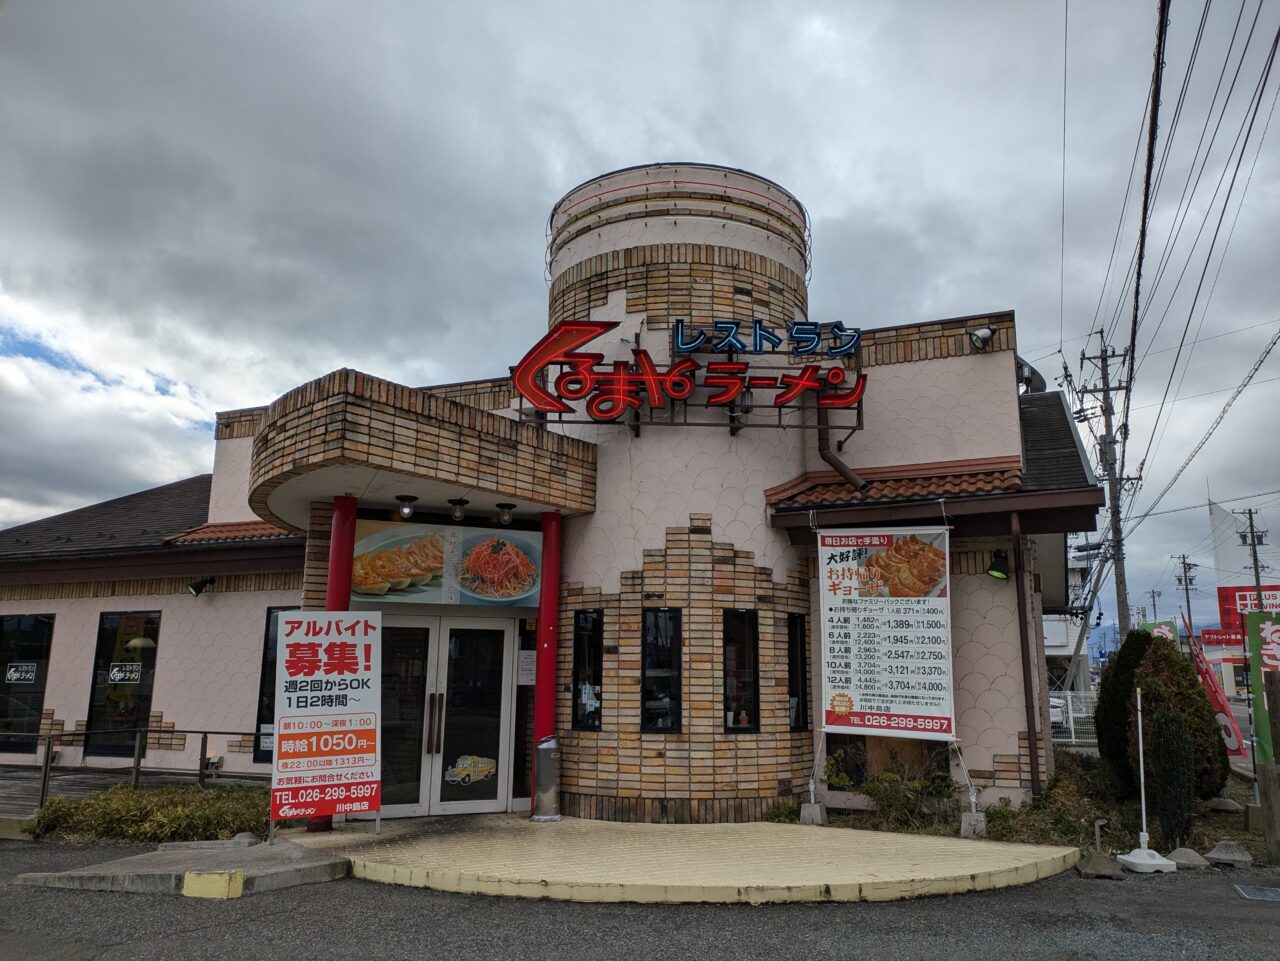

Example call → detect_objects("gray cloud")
1 0 1278 631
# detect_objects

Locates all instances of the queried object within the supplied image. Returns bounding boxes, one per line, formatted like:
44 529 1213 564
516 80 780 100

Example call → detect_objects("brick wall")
249 368 597 530
558 515 814 823
424 377 515 411
548 244 807 336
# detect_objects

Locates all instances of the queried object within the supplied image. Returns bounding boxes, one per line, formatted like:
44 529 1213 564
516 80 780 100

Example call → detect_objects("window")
787 612 809 730
84 611 161 757
572 610 603 731
641 608 681 732
722 609 759 733
0 614 56 754
253 607 296 764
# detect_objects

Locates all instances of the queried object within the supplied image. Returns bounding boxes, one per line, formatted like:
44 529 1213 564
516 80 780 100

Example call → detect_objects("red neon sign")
512 321 866 423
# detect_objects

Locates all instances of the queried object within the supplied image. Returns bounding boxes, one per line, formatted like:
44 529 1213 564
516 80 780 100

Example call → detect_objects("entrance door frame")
373 613 517 818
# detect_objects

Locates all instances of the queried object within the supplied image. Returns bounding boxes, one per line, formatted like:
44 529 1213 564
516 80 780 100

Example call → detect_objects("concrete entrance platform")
13 838 349 898
289 814 1079 904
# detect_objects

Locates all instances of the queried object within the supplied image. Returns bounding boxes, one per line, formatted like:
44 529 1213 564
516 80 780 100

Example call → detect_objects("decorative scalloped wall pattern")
812 351 1022 474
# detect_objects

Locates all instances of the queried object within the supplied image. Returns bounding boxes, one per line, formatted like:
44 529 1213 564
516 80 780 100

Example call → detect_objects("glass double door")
378 616 515 816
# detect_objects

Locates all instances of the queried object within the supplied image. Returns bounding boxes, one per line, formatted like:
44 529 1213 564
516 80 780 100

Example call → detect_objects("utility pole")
1175 554 1196 653
1147 588 1161 620
1079 332 1135 633
1234 508 1271 614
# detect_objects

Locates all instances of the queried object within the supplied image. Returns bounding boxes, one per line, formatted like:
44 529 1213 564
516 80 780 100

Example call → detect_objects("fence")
1049 691 1098 745
3 727 261 814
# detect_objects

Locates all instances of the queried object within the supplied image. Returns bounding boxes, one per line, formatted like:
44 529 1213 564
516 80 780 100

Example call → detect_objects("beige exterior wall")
207 435 259 524
0 578 300 774
805 349 1021 475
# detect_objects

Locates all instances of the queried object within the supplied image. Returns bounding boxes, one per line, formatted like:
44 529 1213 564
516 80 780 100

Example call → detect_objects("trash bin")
532 735 561 822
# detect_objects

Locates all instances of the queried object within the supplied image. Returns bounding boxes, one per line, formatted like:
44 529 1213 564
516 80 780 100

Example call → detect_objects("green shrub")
1131 637 1228 799
1148 706 1194 847
33 784 269 842
766 800 801 823
1094 628 1154 795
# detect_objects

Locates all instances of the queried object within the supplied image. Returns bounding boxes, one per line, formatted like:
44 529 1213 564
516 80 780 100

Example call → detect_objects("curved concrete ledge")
293 814 1078 904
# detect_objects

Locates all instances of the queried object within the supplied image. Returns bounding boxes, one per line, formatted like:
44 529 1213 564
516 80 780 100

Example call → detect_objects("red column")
311 494 356 832
325 495 358 611
533 511 562 742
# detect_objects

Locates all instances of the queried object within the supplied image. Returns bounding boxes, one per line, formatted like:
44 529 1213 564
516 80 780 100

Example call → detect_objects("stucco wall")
207 435 259 524
807 350 1021 474
0 584 300 774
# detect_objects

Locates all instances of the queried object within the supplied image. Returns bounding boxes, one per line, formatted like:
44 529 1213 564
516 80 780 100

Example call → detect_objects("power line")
1058 0 1070 353
1129 16 1280 489
1127 323 1280 536
1129 373 1280 411
1116 0 1172 501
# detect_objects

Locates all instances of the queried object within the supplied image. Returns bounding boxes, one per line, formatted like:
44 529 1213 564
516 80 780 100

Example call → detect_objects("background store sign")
5 662 36 684
351 520 541 608
818 528 955 742
1217 585 1280 634
1139 619 1179 644
1245 612 1280 766
108 662 142 684
271 612 382 821
1201 628 1246 664
512 319 866 423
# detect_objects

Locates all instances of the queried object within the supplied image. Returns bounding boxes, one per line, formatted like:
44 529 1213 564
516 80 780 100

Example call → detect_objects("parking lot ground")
3 839 1280 961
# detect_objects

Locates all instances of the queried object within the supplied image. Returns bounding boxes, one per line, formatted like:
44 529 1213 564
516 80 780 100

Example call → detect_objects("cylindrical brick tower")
549 164 818 822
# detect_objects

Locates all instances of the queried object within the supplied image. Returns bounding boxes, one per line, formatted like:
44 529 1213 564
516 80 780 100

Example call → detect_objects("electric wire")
1128 17 1280 493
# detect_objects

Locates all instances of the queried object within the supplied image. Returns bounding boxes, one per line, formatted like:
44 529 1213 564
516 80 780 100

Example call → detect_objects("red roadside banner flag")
1183 613 1247 757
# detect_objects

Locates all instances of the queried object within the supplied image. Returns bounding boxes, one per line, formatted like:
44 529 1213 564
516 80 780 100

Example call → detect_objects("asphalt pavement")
2 839 1278 961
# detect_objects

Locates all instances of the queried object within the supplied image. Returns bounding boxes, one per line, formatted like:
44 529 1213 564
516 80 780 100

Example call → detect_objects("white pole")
1136 686 1149 848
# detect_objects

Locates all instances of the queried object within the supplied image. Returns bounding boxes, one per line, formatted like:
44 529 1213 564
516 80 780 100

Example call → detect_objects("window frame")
253 606 297 764
571 609 604 731
722 609 761 734
83 610 162 758
787 612 810 731
0 614 57 754
640 607 682 734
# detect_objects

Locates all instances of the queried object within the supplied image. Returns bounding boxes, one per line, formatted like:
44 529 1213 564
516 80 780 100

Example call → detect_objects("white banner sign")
271 611 382 820
818 528 955 741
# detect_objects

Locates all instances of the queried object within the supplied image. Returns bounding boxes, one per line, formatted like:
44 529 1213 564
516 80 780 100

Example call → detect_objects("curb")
347 848 1080 904
0 817 36 841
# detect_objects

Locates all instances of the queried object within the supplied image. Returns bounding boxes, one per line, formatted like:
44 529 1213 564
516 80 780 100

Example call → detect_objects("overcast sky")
1 0 1278 629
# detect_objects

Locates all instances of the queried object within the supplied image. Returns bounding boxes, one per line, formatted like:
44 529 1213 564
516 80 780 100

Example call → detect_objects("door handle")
425 692 436 754
433 693 445 755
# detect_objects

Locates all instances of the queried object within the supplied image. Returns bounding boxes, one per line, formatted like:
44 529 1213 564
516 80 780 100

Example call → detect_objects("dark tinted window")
641 609 681 733
84 612 161 757
0 614 56 753
572 610 603 730
788 612 809 730
723 610 759 733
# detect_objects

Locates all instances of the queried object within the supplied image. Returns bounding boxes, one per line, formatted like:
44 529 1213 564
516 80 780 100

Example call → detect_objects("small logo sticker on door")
444 755 496 786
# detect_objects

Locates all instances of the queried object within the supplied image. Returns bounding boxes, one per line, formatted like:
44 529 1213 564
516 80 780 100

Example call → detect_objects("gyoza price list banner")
818 529 956 741
272 611 382 820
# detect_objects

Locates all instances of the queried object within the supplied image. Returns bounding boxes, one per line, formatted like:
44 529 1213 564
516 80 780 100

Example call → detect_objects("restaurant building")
0 164 1103 819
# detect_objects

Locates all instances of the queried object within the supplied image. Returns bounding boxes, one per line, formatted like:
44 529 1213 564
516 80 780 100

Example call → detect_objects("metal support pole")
130 729 144 788
197 732 208 788
38 735 54 810
1067 695 1077 744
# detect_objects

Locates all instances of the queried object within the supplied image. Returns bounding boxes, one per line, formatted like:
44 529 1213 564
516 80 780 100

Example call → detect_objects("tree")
1148 706 1194 848
1131 636 1228 799
1094 628 1154 795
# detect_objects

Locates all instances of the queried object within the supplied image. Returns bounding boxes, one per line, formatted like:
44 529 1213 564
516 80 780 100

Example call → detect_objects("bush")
766 800 801 823
1131 637 1228 799
824 743 956 830
1095 628 1154 795
1149 706 1194 847
33 784 269 842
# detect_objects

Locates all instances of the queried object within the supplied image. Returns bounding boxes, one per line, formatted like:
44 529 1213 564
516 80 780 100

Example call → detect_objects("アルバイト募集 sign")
271 612 382 821
818 528 955 741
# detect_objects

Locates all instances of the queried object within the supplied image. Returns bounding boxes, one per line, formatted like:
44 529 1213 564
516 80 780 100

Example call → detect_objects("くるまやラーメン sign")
818 529 955 741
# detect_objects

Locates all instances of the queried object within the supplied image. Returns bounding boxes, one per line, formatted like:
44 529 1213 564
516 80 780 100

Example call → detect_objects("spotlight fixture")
395 494 418 519
448 497 469 522
187 577 215 597
985 550 1009 580
496 503 516 526
968 324 998 352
